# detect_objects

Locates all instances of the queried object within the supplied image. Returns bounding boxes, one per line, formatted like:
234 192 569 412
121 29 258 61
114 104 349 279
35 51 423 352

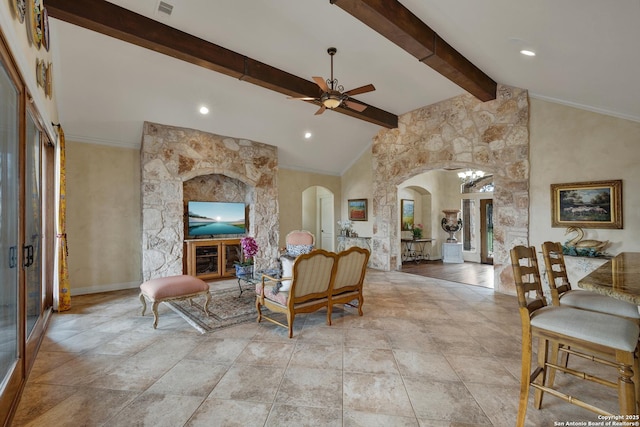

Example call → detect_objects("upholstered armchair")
281 230 315 257
279 230 316 288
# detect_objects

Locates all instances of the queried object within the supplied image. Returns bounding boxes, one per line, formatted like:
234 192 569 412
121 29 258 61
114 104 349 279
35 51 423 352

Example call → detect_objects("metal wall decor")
35 59 53 98
11 0 27 23
11 0 48 50
26 0 43 49
41 6 50 51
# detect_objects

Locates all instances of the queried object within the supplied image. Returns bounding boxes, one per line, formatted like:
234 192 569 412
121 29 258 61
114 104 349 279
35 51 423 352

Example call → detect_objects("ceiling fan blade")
287 96 317 101
344 84 375 96
344 100 367 112
312 76 329 92
314 105 327 115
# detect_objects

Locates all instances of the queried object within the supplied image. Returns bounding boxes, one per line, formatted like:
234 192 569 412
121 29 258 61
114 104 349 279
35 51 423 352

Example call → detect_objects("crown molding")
530 93 640 124
65 133 140 149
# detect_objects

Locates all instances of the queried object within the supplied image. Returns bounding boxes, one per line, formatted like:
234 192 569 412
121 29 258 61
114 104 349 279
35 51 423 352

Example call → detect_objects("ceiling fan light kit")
321 93 342 109
291 47 375 115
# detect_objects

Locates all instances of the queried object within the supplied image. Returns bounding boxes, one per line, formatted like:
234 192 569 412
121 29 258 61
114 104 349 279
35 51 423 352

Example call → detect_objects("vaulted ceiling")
48 0 640 175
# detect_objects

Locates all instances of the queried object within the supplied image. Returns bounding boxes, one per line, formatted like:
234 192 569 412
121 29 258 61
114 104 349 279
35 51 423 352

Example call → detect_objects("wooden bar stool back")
541 241 640 322
511 245 639 426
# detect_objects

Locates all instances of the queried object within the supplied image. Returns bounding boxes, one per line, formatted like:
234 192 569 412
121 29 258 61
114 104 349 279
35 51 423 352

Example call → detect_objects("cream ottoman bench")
139 275 211 329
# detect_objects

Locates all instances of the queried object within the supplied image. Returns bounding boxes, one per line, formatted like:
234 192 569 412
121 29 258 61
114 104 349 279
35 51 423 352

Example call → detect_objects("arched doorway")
398 170 495 288
370 86 529 294
302 186 335 251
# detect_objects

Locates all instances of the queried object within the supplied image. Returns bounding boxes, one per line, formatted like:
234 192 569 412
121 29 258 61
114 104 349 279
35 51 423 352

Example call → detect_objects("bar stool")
510 245 639 426
542 241 640 400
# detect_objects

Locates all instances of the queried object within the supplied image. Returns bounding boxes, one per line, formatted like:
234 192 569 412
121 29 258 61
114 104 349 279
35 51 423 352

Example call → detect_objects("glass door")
0 32 53 424
480 199 493 264
0 54 21 416
25 111 42 337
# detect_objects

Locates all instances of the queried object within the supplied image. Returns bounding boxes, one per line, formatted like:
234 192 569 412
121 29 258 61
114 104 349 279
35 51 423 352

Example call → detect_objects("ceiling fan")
291 47 376 115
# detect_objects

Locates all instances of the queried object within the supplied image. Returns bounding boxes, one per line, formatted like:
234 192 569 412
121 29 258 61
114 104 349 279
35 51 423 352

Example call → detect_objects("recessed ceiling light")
199 106 209 115
304 132 312 139
520 49 536 57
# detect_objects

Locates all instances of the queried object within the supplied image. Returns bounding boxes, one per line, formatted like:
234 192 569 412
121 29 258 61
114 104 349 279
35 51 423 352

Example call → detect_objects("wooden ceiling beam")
330 0 497 102
45 0 398 128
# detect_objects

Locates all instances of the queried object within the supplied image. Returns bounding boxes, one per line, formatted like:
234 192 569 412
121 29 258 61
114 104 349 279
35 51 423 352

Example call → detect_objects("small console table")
401 238 433 263
337 236 372 252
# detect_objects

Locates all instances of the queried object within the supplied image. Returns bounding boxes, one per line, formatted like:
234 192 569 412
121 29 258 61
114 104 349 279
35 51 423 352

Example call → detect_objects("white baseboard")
71 281 140 296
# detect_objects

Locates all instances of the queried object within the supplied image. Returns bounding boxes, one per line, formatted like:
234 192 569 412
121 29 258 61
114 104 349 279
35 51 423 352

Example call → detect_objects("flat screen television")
187 201 246 238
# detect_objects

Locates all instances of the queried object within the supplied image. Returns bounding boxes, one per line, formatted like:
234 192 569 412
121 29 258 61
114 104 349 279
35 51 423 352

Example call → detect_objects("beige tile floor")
12 269 621 426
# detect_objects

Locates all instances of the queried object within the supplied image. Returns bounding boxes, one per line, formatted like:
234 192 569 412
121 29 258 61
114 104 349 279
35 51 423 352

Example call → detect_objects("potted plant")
235 236 258 277
412 223 423 239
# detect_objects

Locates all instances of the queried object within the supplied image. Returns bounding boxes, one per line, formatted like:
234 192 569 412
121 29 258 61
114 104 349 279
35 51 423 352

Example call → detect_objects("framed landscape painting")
401 199 414 230
348 199 368 221
551 180 622 229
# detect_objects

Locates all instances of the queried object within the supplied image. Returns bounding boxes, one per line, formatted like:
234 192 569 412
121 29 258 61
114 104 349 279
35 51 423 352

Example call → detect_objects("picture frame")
551 180 622 229
401 199 414 230
348 199 368 221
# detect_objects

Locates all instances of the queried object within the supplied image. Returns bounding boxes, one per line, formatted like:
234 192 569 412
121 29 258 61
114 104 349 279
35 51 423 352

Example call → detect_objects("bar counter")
577 252 640 305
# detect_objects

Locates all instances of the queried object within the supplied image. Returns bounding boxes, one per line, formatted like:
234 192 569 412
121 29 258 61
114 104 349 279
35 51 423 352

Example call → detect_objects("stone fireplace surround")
141 122 279 281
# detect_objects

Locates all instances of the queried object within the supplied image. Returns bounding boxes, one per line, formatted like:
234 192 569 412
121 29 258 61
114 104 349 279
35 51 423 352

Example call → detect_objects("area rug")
166 286 257 334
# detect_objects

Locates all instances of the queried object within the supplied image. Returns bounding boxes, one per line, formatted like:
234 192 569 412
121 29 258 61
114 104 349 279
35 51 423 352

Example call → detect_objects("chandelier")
457 170 485 184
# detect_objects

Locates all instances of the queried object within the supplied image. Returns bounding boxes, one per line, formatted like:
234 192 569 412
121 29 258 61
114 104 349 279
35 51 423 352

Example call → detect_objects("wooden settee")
255 247 370 338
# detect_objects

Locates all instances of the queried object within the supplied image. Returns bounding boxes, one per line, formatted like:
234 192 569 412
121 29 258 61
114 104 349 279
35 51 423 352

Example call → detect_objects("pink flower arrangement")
239 236 258 266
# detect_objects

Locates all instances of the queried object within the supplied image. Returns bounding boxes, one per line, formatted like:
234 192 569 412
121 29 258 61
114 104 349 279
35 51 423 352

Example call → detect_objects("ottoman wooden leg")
151 301 160 329
203 292 211 316
139 292 147 316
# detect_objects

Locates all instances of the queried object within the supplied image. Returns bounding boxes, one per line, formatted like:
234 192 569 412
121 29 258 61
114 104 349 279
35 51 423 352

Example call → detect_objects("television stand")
184 238 242 280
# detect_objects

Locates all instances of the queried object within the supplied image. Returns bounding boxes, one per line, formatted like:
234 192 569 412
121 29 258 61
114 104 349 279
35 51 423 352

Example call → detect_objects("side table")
236 269 281 296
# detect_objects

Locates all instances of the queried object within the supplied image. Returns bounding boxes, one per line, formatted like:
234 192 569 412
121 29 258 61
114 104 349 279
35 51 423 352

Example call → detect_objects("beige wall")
341 150 374 238
277 168 341 249
529 98 640 253
66 141 141 294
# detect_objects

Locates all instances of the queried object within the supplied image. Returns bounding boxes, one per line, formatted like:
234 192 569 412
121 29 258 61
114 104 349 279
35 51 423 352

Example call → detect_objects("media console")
184 238 242 280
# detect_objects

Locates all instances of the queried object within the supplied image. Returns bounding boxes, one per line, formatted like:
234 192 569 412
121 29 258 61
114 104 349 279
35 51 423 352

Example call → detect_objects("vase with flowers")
337 220 353 237
235 236 258 277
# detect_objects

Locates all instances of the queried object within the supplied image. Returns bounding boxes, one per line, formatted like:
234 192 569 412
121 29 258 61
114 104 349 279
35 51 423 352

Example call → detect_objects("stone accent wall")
372 85 529 294
183 174 250 205
141 122 279 281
